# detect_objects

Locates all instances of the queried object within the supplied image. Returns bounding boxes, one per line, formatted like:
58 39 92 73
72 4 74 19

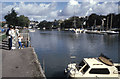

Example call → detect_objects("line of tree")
38 13 120 30
4 8 30 28
38 20 53 29
86 13 120 29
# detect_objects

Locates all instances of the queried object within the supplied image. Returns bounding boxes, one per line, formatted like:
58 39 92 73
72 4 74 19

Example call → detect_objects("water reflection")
30 30 119 77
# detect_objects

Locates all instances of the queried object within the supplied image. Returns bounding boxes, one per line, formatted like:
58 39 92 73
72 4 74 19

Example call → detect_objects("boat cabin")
65 57 119 77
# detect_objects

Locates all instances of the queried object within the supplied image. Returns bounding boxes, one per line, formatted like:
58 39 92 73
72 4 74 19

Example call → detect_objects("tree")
17 15 30 27
38 20 52 29
4 8 30 27
88 13 102 28
4 8 18 26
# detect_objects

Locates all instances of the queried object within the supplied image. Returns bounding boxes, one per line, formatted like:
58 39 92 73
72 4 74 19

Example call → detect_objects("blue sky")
0 0 119 2
2 2 67 11
1 0 120 21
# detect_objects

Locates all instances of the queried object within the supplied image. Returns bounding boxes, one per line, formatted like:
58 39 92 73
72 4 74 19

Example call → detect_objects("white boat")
72 28 82 34
64 28 69 31
57 28 61 31
86 30 100 34
65 55 120 78
86 30 107 35
82 29 88 33
43 27 46 30
37 28 40 30
106 30 119 34
100 30 107 34
69 28 87 34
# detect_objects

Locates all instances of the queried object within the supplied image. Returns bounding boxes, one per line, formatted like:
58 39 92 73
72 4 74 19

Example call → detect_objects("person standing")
8 26 16 50
15 27 20 36
11 27 16 49
18 35 23 49
8 27 12 50
14 27 19 48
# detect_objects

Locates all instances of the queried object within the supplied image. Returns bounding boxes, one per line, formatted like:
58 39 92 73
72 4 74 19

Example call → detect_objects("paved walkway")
1 29 45 78
2 47 45 78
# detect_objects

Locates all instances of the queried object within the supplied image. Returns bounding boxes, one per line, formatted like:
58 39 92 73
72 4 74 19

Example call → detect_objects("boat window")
115 66 120 74
115 66 120 71
76 60 85 70
79 60 85 67
81 64 90 74
89 68 110 74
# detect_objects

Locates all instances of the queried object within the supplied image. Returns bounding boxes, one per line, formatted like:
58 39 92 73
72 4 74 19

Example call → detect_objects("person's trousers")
18 42 22 48
9 37 12 50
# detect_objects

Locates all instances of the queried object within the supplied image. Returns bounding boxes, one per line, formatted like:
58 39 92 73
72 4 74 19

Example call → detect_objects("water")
30 29 119 77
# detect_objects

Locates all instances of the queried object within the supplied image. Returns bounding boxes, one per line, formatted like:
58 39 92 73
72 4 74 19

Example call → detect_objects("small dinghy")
98 54 113 66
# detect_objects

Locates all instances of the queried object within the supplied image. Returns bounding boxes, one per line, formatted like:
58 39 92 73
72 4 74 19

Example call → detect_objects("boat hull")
106 31 119 34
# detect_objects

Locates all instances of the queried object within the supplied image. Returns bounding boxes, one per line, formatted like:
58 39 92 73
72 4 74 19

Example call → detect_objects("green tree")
4 8 30 27
17 15 30 27
4 8 18 26
38 20 52 29
88 13 102 27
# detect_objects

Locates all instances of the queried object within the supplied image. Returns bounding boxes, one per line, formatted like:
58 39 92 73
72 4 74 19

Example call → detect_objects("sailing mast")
106 16 109 30
73 6 76 29
101 18 106 31
93 19 96 31
101 19 104 31
110 14 113 30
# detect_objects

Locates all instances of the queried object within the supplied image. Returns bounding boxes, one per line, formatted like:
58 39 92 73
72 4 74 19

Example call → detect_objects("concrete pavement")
2 47 45 78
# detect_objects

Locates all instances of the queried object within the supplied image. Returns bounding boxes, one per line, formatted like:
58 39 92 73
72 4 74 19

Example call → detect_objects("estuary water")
30 29 119 77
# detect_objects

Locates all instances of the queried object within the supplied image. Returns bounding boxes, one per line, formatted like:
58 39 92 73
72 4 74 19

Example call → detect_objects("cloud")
81 0 119 2
58 0 81 16
0 2 2 21
2 2 59 21
1 0 119 2
68 0 79 5
59 0 119 16
2 0 119 21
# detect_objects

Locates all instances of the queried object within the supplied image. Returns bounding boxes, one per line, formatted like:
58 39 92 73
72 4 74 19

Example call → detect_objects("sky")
0 0 120 22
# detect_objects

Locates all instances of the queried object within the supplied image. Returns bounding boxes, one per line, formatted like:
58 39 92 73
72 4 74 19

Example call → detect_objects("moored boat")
65 54 120 78
106 30 119 34
86 30 103 35
37 28 40 30
72 28 82 34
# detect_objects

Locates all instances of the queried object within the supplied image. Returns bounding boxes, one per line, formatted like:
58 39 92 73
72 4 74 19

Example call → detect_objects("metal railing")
19 33 30 47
